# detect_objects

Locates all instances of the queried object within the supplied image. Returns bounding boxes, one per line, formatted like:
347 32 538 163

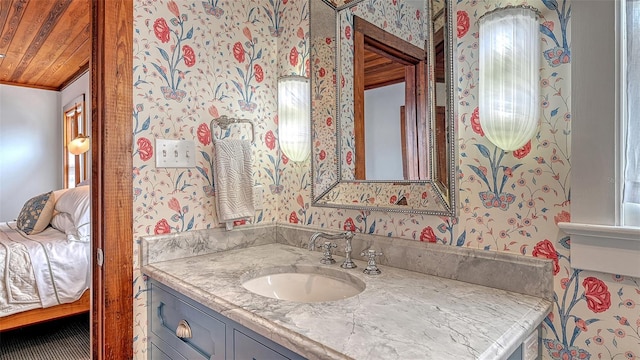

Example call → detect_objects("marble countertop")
143 243 551 360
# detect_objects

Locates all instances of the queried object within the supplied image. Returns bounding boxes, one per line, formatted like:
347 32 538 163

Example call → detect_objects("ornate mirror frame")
310 0 457 216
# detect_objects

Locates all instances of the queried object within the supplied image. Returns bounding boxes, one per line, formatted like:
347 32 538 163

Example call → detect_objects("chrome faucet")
308 231 357 269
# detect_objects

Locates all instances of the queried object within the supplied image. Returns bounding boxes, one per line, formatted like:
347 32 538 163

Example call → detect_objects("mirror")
310 0 456 215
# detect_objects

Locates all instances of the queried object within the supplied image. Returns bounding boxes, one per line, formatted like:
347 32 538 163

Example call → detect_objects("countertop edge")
479 298 552 360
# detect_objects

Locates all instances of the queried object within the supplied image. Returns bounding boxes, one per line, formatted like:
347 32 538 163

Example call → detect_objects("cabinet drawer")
149 282 226 360
150 336 187 360
234 329 292 360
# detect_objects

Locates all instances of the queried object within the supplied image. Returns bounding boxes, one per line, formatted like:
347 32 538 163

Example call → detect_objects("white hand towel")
212 138 254 229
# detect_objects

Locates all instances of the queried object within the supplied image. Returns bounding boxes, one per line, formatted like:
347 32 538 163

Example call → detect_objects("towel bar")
211 116 255 143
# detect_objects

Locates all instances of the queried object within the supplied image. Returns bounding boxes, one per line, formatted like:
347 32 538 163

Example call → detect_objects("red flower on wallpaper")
242 27 252 42
470 107 484 136
167 0 180 18
197 123 211 146
168 197 181 213
422 191 428 199
319 150 326 160
233 42 245 63
154 219 171 234
153 18 170 43
318 68 326 78
389 195 397 204
457 11 470 38
345 26 351 41
582 277 611 313
513 141 532 159
137 137 153 161
281 153 289 165
208 105 219 118
182 45 195 67
289 47 299 66
265 130 276 150
326 117 332 126
288 211 299 224
346 151 353 165
254 64 264 83
532 239 560 275
554 210 570 225
296 27 305 40
420 226 437 243
325 37 332 45
343 218 356 231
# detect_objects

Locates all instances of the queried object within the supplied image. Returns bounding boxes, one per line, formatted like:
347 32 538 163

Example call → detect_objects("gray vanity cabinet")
148 279 306 360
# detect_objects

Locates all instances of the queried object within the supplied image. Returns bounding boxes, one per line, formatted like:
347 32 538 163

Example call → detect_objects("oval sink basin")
241 266 365 303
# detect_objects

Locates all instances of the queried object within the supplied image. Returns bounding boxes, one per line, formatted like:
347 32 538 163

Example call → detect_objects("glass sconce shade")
479 7 540 151
68 134 90 155
278 75 311 162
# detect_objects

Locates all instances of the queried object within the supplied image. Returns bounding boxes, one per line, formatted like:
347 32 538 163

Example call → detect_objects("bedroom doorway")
63 95 89 189
90 0 134 358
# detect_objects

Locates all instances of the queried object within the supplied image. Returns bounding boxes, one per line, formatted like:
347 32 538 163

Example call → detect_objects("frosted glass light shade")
68 134 90 155
278 76 311 162
479 7 540 151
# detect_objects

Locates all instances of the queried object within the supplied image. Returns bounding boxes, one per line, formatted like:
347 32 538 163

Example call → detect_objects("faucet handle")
360 249 383 275
318 241 337 264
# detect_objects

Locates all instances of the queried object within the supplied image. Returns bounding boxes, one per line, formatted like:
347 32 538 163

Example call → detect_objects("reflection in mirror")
310 0 456 215
354 16 428 181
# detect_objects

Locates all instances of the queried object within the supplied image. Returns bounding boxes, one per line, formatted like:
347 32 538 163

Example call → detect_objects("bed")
0 186 91 331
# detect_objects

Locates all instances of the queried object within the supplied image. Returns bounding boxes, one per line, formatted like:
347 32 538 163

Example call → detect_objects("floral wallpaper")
131 0 640 359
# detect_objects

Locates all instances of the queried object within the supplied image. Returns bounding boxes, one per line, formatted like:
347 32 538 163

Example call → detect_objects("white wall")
61 72 91 120
364 82 405 180
0 85 61 221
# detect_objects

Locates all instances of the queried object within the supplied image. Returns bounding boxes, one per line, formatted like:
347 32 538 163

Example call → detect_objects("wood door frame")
353 16 427 181
91 0 133 358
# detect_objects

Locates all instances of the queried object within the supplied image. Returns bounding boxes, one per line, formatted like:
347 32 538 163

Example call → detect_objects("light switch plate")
155 139 196 168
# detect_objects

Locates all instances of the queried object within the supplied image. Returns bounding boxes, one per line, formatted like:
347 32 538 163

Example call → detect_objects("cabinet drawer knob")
176 319 192 339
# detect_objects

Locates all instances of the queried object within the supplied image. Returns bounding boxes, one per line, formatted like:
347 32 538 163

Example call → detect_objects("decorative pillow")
54 185 91 242
16 191 55 235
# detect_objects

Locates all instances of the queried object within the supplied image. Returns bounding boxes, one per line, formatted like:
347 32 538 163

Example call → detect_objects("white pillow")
54 185 91 242
51 188 69 204
51 212 76 234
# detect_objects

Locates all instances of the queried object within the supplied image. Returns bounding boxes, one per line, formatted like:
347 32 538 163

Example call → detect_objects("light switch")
155 139 196 168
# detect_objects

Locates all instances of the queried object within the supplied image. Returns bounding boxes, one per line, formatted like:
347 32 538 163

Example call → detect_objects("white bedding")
0 221 90 317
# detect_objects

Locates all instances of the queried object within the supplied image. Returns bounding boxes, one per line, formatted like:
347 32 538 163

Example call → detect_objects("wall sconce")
479 6 540 151
68 134 90 155
278 75 310 162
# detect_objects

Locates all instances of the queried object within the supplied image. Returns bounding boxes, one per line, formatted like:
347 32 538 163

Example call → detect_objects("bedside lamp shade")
68 134 90 155
278 76 310 162
479 6 540 151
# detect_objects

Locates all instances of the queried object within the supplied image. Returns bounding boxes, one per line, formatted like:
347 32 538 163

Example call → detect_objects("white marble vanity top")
142 243 551 360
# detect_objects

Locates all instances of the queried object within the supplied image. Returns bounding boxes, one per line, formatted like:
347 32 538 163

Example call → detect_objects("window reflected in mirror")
63 95 88 188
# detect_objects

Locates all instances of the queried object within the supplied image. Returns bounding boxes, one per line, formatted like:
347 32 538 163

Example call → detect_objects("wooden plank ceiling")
0 0 90 91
